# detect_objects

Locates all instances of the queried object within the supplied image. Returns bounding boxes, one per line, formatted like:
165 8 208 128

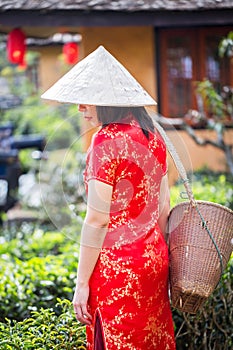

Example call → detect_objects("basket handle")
154 119 224 275
153 120 196 206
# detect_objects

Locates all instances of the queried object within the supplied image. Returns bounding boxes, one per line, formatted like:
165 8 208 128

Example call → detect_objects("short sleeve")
85 131 119 186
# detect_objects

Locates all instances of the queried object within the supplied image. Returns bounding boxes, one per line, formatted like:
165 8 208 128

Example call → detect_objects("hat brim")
41 45 157 107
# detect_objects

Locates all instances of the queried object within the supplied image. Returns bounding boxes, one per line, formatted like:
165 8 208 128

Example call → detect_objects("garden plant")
0 169 232 349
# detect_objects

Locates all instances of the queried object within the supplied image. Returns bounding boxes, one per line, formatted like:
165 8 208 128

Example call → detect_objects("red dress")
83 115 176 350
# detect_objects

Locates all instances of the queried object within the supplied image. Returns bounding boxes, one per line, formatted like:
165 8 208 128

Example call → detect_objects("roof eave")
0 8 232 28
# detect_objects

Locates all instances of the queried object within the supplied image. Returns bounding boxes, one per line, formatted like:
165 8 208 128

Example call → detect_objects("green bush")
2 101 79 149
0 169 231 348
0 230 63 259
170 170 233 210
173 255 233 350
0 257 231 349
170 169 233 349
0 299 86 349
0 227 81 322
0 253 77 322
0 228 78 260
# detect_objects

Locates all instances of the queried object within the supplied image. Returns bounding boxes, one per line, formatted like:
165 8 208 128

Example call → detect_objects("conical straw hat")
41 45 156 106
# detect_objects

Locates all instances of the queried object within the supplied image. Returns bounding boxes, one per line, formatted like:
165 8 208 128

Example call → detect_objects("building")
0 0 232 181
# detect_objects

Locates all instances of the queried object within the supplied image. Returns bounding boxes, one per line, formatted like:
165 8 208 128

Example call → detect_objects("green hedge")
0 170 232 348
0 258 232 349
0 228 79 322
0 299 86 350
0 253 77 322
0 231 63 259
0 228 86 349
170 171 233 210
173 256 233 349
170 170 233 349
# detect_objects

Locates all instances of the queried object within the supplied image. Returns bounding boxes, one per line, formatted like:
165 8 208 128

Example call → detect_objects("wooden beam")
0 9 232 28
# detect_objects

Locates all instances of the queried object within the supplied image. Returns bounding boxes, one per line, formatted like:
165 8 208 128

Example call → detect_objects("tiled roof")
0 0 232 11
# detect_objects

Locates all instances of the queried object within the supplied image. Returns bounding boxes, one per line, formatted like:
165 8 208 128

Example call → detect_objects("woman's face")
78 104 99 127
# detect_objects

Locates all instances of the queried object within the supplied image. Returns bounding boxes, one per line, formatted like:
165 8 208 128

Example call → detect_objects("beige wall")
167 129 233 184
79 26 157 103
38 46 63 94
38 26 156 104
37 27 157 98
37 44 85 94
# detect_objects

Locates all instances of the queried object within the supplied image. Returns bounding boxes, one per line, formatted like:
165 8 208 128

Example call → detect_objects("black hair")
96 106 154 139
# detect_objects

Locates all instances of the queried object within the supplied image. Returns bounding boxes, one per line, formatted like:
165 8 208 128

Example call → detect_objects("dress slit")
94 309 106 350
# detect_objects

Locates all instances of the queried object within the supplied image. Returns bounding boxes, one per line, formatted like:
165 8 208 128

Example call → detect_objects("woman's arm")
157 174 170 241
73 179 113 325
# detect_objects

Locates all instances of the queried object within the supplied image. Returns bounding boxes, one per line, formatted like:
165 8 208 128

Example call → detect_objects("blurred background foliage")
170 168 233 210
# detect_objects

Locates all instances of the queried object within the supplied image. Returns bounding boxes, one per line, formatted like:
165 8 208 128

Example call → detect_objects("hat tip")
97 45 107 52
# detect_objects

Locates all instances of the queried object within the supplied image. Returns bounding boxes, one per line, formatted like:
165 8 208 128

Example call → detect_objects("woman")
42 46 176 349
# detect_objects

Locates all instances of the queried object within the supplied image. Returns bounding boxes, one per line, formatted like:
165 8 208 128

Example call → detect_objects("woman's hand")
73 284 92 325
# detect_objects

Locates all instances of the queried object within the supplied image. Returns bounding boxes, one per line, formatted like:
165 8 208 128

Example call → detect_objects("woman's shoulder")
93 125 115 143
93 122 129 143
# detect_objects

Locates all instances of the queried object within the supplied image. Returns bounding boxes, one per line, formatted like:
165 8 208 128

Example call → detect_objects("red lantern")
7 28 26 65
63 42 79 65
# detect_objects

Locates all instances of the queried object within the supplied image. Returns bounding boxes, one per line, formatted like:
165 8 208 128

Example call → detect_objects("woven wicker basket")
154 120 233 314
168 200 233 313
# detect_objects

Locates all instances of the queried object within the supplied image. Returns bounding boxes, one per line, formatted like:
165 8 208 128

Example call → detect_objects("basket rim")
169 200 233 215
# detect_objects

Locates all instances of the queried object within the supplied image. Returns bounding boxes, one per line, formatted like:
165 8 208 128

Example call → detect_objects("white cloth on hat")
41 45 156 106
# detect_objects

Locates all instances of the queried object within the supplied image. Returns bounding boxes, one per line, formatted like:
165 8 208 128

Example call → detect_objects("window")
159 27 232 119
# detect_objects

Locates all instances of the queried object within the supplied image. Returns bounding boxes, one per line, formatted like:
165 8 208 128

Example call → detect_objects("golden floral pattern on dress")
84 115 176 349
